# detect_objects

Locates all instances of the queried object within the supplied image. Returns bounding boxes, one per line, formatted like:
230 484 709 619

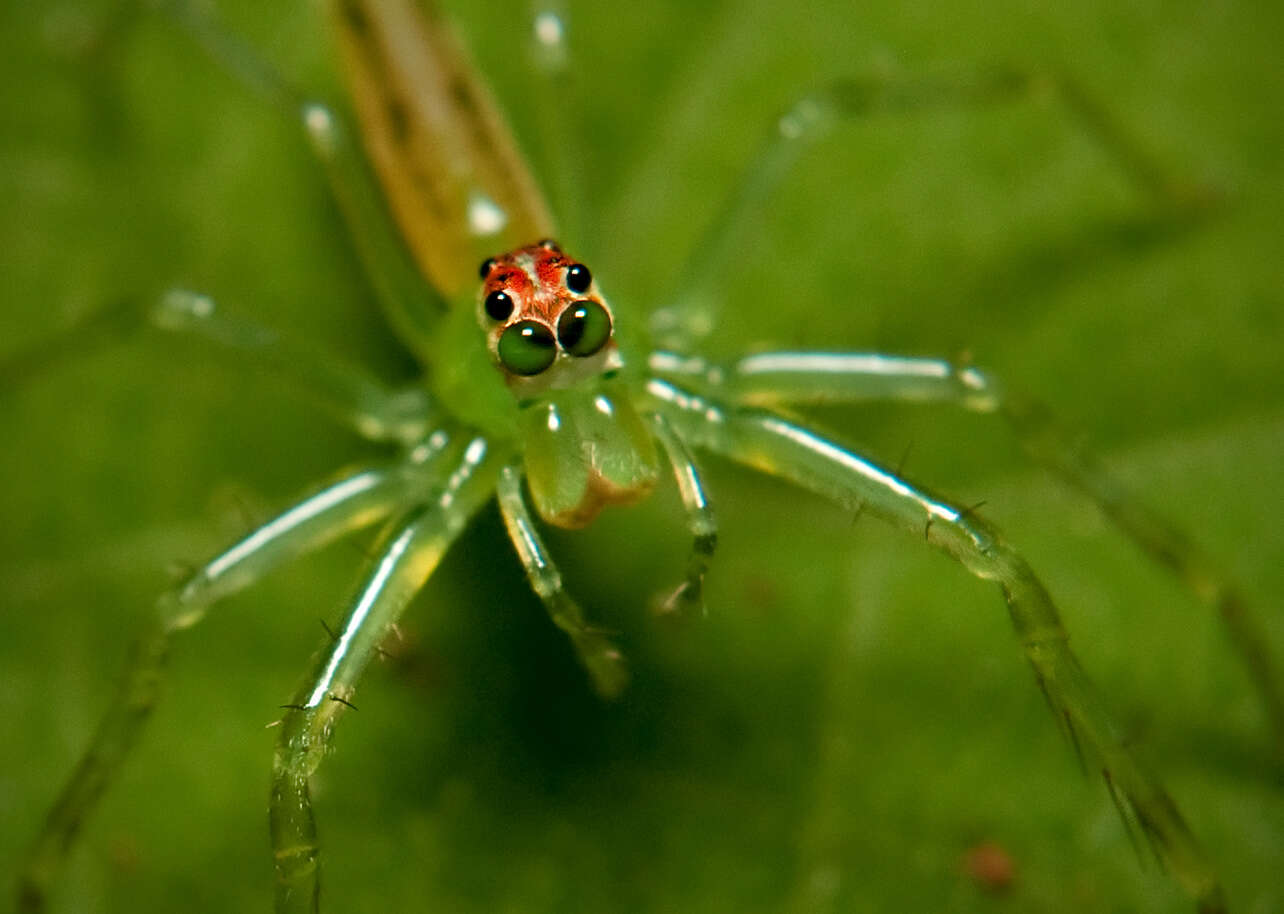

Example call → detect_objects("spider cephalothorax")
475 240 656 528
477 239 621 395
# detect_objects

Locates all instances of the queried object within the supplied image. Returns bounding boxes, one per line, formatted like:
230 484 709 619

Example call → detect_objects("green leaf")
3 1 1280 911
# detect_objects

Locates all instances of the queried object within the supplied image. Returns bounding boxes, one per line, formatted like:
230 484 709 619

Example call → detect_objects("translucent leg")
525 4 587 248
495 464 629 698
0 287 434 444
650 66 1216 349
298 100 445 355
649 349 998 411
17 428 460 913
644 377 1225 914
646 411 717 617
652 348 1284 750
0 298 138 391
159 0 445 354
271 435 504 913
152 288 437 443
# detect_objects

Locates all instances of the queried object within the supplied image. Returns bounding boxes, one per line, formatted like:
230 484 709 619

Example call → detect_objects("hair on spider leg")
280 694 359 712
893 439 915 478
371 621 409 662
850 439 917 528
919 500 986 541
1062 707 1086 774
164 559 199 586
1029 668 1087 775
226 488 266 539
1104 766 1148 868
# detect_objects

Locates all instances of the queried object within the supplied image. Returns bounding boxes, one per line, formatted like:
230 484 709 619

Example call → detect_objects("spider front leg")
271 435 503 913
17 430 461 913
496 464 629 698
646 411 717 618
652 348 1284 751
644 378 1225 914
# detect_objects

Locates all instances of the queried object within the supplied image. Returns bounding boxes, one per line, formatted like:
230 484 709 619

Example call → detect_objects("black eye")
484 290 514 321
498 321 557 375
557 300 612 357
478 257 497 280
565 263 592 293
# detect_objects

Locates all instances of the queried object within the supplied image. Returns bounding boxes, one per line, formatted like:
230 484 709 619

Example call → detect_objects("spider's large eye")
557 300 612 357
565 263 592 293
498 320 556 375
484 290 514 321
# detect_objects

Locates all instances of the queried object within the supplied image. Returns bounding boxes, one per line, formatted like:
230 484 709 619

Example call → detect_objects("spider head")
476 240 621 396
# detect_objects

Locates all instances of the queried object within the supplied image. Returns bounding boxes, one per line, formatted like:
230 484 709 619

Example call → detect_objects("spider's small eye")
557 300 612 357
565 263 592 293
498 320 556 375
478 257 498 280
484 290 514 321
537 238 561 252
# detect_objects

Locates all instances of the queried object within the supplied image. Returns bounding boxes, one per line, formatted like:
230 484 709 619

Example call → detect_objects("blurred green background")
2 0 1281 911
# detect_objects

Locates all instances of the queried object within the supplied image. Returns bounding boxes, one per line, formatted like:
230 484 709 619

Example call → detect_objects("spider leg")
653 348 1284 751
525 6 587 248
0 297 138 391
495 463 629 698
158 0 446 352
1002 394 1284 753
644 377 1226 914
1 287 433 445
298 100 446 353
649 66 1217 350
17 428 460 913
645 411 717 618
271 435 503 913
149 288 437 444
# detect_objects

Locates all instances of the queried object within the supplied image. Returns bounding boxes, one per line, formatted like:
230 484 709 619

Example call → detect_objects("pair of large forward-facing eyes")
480 262 612 376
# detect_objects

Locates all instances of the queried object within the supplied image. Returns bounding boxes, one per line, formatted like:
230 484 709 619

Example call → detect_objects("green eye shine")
557 300 611 357
498 320 556 375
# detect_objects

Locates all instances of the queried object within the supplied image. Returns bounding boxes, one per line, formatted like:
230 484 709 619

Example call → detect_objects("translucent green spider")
10 0 1281 912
